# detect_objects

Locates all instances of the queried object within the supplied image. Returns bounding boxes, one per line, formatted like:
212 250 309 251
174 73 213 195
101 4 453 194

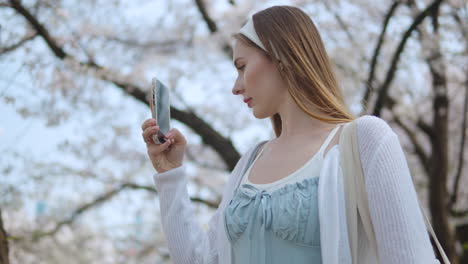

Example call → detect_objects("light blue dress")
224 124 342 264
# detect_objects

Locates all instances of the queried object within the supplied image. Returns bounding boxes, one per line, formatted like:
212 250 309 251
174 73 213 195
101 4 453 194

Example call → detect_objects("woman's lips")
244 98 252 107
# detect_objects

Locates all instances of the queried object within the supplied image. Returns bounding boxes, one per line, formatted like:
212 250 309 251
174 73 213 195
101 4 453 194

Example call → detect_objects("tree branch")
390 114 430 175
8 0 66 59
372 0 444 116
9 182 218 243
450 20 468 208
416 118 435 140
449 11 468 207
321 0 368 63
362 0 401 110
96 35 193 53
8 0 242 171
405 1 458 261
450 76 467 207
0 31 38 55
28 184 127 242
450 208 468 218
193 0 232 57
194 0 217 33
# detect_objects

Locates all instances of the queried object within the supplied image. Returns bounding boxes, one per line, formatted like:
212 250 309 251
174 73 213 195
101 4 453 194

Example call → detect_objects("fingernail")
165 132 171 137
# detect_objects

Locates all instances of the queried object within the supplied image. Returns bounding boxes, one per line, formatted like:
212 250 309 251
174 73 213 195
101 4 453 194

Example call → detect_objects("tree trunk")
0 209 9 264
425 29 459 264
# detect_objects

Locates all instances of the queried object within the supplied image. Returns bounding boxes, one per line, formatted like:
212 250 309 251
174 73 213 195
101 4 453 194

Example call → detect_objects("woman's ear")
279 61 284 70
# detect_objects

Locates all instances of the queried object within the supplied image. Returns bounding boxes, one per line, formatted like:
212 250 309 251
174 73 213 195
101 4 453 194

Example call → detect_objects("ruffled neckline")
238 175 319 197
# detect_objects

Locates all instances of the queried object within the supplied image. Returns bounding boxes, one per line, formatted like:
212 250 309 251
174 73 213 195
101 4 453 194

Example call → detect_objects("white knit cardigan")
152 115 439 264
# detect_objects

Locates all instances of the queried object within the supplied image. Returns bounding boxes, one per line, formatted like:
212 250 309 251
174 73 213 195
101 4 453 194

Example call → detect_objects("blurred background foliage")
0 0 466 263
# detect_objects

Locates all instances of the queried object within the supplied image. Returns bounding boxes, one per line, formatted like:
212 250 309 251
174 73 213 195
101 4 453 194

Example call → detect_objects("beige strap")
340 122 358 263
340 121 379 263
340 120 451 264
420 206 451 263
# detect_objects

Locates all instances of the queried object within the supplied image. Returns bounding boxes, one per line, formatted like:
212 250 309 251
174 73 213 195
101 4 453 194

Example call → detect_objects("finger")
149 138 172 156
142 125 159 144
163 128 185 144
141 118 157 131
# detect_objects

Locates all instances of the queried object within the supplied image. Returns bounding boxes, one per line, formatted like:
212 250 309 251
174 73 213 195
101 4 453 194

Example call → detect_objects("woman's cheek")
243 68 252 88
244 64 263 89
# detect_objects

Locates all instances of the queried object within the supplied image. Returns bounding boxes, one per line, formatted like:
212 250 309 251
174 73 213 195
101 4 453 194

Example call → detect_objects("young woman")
141 5 439 264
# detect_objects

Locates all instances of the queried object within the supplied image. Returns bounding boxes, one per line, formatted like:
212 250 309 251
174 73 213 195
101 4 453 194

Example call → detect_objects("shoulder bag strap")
420 203 451 263
340 120 379 263
341 120 451 264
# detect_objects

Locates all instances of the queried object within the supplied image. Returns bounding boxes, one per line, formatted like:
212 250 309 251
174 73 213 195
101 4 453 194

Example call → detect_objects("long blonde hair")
232 5 356 137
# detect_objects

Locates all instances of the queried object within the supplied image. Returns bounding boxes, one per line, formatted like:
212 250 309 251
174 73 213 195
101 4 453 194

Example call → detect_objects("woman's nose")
232 82 244 96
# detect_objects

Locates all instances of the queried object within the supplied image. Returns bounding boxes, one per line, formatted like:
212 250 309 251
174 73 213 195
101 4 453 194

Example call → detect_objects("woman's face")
231 39 288 119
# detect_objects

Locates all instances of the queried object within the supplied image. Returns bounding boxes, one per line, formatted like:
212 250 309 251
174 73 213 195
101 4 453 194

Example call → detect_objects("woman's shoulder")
354 114 396 145
353 115 399 163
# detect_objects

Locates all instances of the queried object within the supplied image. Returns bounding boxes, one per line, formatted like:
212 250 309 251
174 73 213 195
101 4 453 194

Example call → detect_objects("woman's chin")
252 108 271 119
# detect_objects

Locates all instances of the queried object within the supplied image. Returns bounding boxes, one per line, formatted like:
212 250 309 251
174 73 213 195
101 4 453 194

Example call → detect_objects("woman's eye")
237 65 245 70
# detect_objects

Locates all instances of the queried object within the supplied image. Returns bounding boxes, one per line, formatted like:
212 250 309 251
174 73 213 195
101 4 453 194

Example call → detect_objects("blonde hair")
232 5 356 137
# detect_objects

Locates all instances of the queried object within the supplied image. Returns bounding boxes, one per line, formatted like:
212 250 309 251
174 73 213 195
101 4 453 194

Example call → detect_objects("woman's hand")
141 118 187 173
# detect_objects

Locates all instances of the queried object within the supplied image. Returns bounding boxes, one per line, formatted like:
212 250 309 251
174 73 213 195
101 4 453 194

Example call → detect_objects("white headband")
239 17 267 51
238 16 280 61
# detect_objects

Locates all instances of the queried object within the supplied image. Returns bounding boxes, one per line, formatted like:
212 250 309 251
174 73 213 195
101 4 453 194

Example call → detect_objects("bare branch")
372 0 444 116
98 35 193 52
28 184 127 242
450 208 468 218
193 0 232 58
122 182 220 208
449 79 467 207
9 182 218 243
416 118 435 140
8 0 66 59
9 0 242 171
362 0 401 110
404 2 458 260
194 0 217 33
185 146 227 172
449 14 468 205
390 114 430 175
321 0 368 63
0 31 37 55
451 9 468 42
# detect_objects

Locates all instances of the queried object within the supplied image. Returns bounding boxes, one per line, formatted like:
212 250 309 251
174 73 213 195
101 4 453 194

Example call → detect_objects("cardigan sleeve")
152 143 257 264
152 164 219 264
357 115 440 263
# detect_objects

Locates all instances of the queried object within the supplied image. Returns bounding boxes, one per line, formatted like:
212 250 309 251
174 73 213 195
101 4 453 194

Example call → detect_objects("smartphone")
150 77 171 144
